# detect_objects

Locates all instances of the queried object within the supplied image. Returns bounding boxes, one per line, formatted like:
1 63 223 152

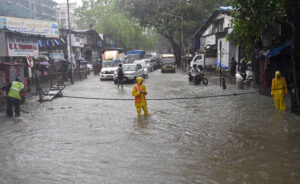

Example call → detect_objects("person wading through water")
132 77 148 117
1 77 24 117
117 64 124 88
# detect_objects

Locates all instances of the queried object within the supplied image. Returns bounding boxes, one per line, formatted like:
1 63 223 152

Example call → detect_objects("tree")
74 0 157 50
229 0 285 59
230 0 300 111
119 0 226 65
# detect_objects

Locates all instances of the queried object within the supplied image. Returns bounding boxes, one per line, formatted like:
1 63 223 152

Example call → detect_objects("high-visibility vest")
8 81 24 101
135 84 145 103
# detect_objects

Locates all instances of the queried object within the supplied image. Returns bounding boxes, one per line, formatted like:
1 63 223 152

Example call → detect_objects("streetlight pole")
67 0 74 84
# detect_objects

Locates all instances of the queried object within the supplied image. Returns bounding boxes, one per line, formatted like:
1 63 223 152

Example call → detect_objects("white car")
134 59 149 78
113 63 144 83
100 59 122 80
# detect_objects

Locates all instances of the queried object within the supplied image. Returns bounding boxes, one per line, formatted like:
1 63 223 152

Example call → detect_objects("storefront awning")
216 60 228 69
267 42 292 58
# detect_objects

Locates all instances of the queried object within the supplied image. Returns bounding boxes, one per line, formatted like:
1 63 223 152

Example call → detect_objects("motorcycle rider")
190 64 203 84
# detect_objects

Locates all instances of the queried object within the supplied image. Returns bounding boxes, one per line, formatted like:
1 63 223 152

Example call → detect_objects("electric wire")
61 91 259 101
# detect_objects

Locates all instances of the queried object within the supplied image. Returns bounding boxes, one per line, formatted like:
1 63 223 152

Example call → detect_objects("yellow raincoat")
271 71 288 110
132 77 148 117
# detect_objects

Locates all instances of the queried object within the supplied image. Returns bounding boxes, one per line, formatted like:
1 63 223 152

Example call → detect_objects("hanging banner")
0 16 59 38
7 34 39 57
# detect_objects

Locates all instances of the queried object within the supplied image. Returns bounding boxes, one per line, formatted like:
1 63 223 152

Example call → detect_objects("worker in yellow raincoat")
132 77 149 117
271 71 288 110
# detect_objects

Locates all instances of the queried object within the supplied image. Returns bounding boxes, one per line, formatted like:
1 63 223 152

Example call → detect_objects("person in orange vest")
271 71 288 110
132 77 149 117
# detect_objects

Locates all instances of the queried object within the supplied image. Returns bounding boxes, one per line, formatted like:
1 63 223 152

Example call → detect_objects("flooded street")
0 70 299 184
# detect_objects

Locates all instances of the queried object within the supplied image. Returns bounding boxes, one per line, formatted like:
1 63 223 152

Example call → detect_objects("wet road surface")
0 70 300 184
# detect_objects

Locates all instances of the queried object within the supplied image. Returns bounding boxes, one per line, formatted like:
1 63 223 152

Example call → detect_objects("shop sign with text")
7 34 39 57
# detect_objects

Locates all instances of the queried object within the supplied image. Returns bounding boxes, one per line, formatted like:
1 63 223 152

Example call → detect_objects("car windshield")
162 58 175 65
135 62 146 68
103 59 121 68
126 54 140 60
102 62 113 68
123 65 136 71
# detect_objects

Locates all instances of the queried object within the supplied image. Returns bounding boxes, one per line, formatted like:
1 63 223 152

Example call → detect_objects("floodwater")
0 70 299 184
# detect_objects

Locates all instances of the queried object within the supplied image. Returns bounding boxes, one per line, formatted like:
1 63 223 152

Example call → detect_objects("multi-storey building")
0 0 57 21
56 2 77 29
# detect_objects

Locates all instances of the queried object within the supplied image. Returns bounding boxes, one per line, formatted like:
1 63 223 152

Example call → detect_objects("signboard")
0 16 59 38
50 53 65 60
204 35 216 46
72 35 84 48
104 50 118 60
68 34 84 48
7 34 39 57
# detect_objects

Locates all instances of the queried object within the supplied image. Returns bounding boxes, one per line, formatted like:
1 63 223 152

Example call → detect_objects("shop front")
0 30 40 102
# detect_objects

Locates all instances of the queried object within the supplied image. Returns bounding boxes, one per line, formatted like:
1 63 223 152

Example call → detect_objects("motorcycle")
188 72 208 86
235 65 255 86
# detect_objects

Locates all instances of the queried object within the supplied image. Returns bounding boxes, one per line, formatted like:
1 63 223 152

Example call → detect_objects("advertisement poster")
7 34 39 57
104 50 118 60
0 16 59 38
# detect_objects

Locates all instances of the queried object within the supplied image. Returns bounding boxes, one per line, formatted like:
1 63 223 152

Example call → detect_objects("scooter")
235 69 255 85
188 72 208 86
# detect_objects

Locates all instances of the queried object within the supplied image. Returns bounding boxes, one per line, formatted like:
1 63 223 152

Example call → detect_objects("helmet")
119 64 122 67
16 77 22 82
193 64 197 68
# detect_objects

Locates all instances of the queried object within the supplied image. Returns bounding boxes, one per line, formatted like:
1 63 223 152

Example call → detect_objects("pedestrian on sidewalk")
230 57 237 77
132 77 148 117
1 77 24 117
117 64 124 88
271 71 288 110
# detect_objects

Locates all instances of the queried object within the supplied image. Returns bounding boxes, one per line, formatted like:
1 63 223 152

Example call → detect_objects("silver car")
134 60 150 78
113 63 144 83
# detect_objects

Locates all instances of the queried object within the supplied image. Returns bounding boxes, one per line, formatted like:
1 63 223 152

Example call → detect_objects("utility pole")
67 0 74 84
219 41 222 87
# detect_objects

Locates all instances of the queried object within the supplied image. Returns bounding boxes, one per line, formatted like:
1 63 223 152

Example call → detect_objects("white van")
190 54 205 68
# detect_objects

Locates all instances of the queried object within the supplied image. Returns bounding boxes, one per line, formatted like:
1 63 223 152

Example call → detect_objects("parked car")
134 60 149 78
100 58 123 80
161 57 176 73
113 63 144 83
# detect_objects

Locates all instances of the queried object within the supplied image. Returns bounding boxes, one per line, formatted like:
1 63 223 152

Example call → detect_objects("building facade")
193 7 238 70
57 3 77 29
0 0 57 21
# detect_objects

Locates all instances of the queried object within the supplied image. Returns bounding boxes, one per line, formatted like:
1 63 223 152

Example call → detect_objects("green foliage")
74 0 157 50
118 0 226 63
230 0 285 60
